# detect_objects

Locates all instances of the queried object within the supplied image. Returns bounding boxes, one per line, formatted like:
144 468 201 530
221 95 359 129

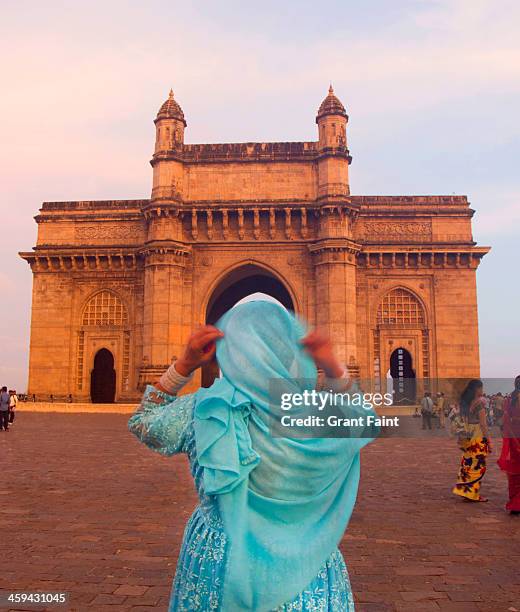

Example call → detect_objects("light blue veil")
193 301 375 611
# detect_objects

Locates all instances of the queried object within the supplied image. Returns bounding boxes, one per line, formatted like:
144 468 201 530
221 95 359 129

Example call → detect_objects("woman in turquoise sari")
128 301 376 611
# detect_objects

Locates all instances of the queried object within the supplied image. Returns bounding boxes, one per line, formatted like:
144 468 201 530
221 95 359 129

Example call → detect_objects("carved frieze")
75 224 143 243
360 221 432 242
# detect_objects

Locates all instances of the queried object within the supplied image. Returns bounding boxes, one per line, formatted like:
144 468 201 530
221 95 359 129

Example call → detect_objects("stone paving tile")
1 413 519 611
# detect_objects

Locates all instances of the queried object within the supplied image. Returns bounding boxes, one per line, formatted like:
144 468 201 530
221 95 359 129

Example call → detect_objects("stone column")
138 243 191 389
310 206 360 376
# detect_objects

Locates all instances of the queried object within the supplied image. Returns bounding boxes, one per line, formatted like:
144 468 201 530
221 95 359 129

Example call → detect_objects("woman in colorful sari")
128 301 377 611
497 375 520 514
452 379 492 502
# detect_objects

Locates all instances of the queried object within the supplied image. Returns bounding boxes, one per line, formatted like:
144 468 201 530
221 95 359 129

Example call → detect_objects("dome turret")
156 89 187 126
316 85 347 122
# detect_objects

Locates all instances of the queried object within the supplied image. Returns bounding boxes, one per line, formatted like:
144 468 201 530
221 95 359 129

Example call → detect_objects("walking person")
421 391 433 430
128 301 377 611
497 375 520 514
452 379 491 502
0 386 10 431
9 390 18 425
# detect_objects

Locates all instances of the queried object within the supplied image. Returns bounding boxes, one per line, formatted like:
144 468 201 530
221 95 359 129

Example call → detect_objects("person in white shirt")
9 390 18 425
421 391 434 430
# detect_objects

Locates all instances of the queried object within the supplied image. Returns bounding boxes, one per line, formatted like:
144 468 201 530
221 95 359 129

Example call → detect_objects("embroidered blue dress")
128 385 355 611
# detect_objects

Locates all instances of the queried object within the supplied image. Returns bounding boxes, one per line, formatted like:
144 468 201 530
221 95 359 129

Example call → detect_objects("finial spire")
329 84 334 95
168 89 174 99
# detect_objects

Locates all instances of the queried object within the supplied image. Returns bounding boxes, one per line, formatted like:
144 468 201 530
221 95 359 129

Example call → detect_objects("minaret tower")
151 89 187 203
139 90 191 390
315 85 352 199
311 86 359 374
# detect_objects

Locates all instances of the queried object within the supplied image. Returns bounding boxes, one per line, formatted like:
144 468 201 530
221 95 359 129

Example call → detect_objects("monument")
20 87 489 402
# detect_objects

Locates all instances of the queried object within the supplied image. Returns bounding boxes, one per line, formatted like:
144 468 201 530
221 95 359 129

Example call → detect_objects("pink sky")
1 0 519 390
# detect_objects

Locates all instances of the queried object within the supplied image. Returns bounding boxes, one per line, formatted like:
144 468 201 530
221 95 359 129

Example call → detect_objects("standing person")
497 375 520 514
0 386 10 431
8 390 18 425
128 301 377 611
421 391 433 430
452 379 491 502
436 392 447 429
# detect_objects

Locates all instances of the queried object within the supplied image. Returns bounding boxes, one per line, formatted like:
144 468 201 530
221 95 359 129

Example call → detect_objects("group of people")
416 381 520 512
0 386 17 431
483 392 507 428
417 390 447 429
452 377 520 513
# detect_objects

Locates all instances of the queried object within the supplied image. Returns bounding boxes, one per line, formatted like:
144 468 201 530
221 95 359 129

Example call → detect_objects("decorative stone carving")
75 224 141 241
285 208 292 240
238 209 244 240
362 222 431 241
191 210 198 240
222 209 229 239
206 210 213 240
269 208 276 239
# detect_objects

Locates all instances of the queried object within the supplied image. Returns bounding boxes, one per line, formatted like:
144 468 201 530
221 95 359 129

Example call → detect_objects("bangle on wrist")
158 361 193 394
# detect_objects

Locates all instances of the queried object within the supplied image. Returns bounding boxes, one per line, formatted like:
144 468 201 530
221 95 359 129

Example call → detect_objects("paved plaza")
1 412 519 612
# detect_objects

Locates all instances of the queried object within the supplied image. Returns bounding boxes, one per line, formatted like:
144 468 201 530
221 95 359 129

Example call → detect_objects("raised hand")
301 329 344 378
175 325 224 376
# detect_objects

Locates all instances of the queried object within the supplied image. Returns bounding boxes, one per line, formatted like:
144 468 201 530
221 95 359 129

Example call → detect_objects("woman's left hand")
301 329 344 378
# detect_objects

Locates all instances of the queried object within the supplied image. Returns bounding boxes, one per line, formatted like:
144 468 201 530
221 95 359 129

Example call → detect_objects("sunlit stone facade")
20 88 489 402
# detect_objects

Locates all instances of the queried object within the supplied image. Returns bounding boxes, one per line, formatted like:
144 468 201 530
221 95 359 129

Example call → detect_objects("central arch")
205 263 295 324
202 264 295 387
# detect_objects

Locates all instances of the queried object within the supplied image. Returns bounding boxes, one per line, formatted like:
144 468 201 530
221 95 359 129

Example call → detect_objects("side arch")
76 289 131 399
372 286 431 403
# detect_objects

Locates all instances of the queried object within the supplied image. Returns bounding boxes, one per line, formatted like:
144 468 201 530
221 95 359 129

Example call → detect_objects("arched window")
377 288 425 326
82 290 127 326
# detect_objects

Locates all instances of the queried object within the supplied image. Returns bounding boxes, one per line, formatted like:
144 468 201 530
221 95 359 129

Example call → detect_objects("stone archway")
205 263 294 324
201 264 295 386
373 287 429 399
90 348 116 403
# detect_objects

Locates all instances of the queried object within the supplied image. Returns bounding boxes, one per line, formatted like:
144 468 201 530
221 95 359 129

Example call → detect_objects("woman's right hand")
175 325 224 377
301 329 344 378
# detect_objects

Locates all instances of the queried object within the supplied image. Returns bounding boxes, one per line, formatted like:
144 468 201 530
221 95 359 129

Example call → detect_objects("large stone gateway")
20 87 490 402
